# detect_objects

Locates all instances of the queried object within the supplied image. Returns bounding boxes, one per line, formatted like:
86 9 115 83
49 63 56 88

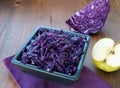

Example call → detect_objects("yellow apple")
92 38 120 72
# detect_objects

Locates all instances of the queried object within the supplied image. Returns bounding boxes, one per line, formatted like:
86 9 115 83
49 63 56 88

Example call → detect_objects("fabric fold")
3 55 112 88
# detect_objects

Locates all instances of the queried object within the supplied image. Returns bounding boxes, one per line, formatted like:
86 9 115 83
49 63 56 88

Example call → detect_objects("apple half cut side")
92 38 120 72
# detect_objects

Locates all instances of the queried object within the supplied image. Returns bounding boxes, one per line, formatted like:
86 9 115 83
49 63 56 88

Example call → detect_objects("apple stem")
114 41 120 46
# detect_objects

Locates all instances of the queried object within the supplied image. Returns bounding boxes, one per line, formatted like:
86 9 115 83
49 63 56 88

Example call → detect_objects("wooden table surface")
0 0 120 88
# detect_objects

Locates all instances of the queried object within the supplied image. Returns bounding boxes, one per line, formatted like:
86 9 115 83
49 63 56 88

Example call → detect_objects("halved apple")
92 38 120 72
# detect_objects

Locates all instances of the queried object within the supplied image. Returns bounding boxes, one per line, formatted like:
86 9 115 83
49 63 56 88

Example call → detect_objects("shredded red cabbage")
20 27 87 75
66 0 110 34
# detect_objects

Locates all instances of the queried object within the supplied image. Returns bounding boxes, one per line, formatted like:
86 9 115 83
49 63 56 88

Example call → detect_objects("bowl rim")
11 26 91 81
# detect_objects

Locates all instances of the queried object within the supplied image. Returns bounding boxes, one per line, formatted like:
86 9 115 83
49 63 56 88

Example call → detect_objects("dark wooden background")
0 0 120 88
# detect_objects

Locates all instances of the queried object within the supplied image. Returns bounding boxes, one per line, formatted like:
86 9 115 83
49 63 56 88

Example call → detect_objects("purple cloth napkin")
3 55 112 88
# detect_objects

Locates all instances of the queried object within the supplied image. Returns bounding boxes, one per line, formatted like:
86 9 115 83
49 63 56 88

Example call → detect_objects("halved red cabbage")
66 0 110 34
20 27 87 75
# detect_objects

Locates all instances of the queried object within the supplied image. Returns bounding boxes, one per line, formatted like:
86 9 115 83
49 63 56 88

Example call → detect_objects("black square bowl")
11 26 91 85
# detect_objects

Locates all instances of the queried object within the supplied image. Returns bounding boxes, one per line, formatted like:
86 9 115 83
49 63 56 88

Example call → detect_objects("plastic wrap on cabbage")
20 27 87 76
66 0 110 34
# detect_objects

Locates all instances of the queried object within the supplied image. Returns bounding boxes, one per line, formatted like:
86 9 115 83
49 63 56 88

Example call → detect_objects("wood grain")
0 0 120 88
